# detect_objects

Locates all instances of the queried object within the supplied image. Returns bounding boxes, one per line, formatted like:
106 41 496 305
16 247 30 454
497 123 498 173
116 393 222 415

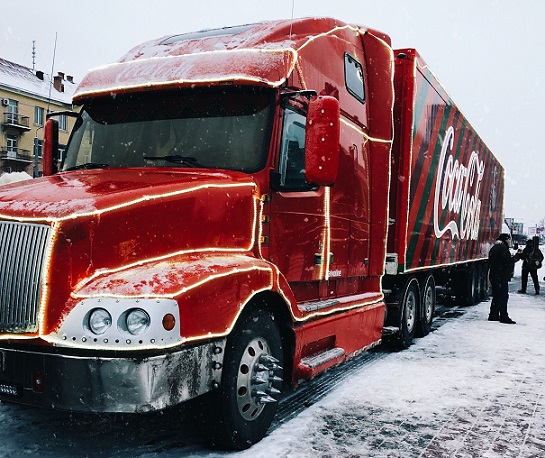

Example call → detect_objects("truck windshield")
63 87 274 173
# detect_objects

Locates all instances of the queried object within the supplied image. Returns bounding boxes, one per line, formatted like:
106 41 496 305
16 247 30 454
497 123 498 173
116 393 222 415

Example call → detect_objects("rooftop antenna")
284 0 296 86
32 40 36 71
46 32 58 114
289 0 295 39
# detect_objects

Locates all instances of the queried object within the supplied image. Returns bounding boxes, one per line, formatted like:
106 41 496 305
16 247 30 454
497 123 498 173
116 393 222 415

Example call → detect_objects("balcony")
0 147 33 164
2 112 31 132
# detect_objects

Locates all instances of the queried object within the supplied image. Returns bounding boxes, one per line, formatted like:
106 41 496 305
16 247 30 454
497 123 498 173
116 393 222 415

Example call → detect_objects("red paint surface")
0 18 499 390
389 49 503 272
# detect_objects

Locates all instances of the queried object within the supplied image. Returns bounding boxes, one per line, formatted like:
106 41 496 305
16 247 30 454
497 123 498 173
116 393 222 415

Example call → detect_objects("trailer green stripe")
406 102 453 268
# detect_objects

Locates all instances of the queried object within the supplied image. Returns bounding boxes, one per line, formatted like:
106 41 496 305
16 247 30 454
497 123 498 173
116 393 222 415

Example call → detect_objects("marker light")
126 309 150 335
88 308 112 335
162 313 176 331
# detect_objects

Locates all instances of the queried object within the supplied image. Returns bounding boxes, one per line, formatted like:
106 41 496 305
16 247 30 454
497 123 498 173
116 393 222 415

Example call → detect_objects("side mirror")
43 118 59 176
305 96 340 186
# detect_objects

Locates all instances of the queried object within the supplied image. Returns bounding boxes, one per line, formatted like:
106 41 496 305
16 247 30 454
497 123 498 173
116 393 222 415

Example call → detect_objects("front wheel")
204 309 284 450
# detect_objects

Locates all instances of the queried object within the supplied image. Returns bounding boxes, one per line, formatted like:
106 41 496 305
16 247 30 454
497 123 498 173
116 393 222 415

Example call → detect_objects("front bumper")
0 338 226 413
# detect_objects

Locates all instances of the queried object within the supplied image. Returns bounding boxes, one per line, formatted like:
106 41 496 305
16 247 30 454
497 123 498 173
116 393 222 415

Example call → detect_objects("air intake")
0 221 51 333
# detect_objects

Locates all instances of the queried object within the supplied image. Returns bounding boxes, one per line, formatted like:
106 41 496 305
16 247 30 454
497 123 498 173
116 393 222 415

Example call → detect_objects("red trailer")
383 48 504 346
0 18 503 449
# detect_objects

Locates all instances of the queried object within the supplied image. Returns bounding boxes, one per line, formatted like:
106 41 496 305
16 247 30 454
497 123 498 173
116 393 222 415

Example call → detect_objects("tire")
204 309 284 450
475 263 486 302
456 265 477 305
480 263 489 299
398 277 419 348
416 274 435 337
469 264 479 304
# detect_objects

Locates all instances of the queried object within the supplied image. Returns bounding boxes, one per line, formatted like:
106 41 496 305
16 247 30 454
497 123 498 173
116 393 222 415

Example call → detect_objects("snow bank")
0 172 32 186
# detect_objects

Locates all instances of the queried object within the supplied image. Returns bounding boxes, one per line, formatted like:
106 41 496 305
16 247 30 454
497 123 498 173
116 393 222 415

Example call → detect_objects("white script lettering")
433 126 485 240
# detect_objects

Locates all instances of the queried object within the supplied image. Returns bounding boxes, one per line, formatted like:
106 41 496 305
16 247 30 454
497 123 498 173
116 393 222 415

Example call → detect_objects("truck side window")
345 53 365 103
278 109 313 190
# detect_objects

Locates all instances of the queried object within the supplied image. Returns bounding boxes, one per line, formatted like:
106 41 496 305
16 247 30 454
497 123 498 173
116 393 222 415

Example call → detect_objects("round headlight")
126 309 150 335
88 308 112 335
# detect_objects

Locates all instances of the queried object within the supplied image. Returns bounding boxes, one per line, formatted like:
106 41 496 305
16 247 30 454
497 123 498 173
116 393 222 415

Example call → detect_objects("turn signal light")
162 313 176 331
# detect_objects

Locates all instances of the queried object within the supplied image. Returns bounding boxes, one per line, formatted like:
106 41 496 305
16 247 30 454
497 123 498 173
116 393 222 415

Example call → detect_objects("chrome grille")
0 221 51 333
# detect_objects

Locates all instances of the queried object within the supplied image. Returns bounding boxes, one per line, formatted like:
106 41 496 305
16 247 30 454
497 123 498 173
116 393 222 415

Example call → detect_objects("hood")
0 168 260 335
0 168 256 222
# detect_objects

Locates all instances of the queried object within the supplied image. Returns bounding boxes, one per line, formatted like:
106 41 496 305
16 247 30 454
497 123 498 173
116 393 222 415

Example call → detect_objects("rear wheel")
417 274 435 337
455 265 477 305
204 309 284 450
479 263 489 300
399 277 419 348
475 263 485 302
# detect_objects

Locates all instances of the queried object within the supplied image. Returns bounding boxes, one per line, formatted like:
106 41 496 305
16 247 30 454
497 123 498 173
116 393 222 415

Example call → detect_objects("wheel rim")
236 336 276 421
471 271 477 300
405 291 417 332
423 283 434 323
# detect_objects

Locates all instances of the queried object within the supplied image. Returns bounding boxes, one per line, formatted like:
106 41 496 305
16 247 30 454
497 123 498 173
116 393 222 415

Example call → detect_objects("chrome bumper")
0 339 226 413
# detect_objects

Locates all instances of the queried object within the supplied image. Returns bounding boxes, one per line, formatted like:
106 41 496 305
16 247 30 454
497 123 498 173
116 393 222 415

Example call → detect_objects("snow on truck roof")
73 17 390 103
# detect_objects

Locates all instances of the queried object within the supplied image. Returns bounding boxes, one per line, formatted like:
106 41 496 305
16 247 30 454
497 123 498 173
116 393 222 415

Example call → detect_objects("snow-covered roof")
73 17 357 102
0 57 75 105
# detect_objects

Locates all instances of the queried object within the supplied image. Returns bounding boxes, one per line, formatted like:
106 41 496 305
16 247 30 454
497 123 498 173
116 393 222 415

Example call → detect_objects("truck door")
268 102 337 302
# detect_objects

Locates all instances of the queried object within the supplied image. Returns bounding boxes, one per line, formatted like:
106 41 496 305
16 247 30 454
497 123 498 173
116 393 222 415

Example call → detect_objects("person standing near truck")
488 233 522 324
518 236 543 294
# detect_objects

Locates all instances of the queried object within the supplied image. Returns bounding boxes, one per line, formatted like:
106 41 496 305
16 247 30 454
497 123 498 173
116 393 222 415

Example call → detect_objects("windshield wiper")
144 155 204 168
65 162 110 171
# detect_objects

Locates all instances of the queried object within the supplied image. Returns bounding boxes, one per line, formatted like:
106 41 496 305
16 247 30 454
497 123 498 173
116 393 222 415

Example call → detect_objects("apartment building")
0 57 76 176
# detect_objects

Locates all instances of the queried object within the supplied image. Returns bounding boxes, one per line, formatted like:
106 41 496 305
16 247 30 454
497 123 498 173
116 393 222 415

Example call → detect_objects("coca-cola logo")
433 126 485 241
115 59 179 85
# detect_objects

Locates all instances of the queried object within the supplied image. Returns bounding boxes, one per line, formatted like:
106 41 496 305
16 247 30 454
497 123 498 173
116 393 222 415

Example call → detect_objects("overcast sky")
1 0 543 228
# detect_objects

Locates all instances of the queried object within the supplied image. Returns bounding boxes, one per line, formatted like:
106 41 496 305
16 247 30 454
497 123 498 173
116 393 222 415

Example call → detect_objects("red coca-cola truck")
0 17 503 449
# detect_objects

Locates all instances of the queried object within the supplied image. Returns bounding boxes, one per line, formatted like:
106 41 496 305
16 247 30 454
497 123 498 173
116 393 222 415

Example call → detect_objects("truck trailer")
383 47 503 347
0 17 503 449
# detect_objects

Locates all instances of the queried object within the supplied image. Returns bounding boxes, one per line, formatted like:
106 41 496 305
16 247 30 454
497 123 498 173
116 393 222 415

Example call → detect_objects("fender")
58 252 292 347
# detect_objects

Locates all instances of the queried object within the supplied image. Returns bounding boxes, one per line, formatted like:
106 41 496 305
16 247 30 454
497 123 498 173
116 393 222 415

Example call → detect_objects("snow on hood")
0 168 254 221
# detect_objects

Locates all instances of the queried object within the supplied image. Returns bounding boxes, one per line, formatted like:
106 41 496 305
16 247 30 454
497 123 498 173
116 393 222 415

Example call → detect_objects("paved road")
238 276 545 458
0 276 543 457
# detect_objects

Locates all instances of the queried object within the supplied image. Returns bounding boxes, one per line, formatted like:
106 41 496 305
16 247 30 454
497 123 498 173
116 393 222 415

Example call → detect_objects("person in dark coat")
488 233 522 324
518 236 543 294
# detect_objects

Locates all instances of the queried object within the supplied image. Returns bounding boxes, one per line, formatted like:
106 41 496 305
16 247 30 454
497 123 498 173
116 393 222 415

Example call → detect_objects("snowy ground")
235 264 545 458
0 172 32 186
1 264 544 457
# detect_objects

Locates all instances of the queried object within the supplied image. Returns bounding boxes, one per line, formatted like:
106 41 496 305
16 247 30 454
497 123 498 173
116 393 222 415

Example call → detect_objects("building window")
34 106 44 126
7 135 18 158
58 114 67 131
6 100 18 123
34 138 43 158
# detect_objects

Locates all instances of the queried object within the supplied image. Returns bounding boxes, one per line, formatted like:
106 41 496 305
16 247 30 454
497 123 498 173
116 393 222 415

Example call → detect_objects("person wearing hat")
488 233 522 324
517 236 543 294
